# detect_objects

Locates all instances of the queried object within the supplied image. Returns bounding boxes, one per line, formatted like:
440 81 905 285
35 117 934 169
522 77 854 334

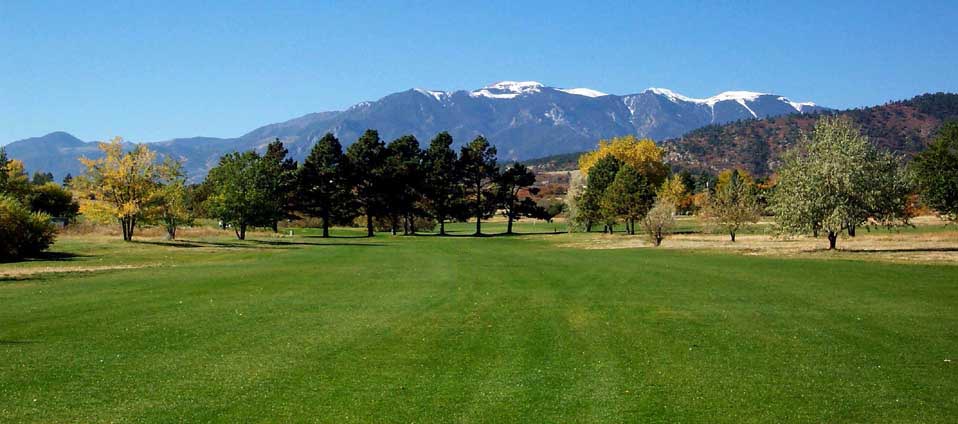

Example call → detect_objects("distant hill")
665 92 958 176
4 81 824 181
524 93 958 177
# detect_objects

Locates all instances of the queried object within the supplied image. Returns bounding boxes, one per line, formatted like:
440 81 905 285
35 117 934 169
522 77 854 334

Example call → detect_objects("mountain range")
4 81 828 181
524 93 958 176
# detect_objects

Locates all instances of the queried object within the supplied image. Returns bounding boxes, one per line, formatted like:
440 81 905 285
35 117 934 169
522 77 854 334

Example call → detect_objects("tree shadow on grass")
0 339 39 345
301 235 372 240
131 240 247 249
841 247 958 253
250 239 385 247
0 251 85 264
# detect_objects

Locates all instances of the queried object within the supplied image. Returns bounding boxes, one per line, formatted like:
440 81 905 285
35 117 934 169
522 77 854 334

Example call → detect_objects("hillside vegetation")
666 92 958 175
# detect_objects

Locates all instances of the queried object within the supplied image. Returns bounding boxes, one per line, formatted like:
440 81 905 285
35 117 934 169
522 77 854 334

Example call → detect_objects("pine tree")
496 163 539 234
422 132 465 236
459 136 498 236
346 130 388 237
297 133 354 238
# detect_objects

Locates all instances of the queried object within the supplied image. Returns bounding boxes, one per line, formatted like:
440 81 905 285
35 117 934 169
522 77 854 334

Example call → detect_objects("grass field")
2 222 957 422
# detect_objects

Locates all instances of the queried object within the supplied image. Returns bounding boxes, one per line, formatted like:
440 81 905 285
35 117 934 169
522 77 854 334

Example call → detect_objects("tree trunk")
730 231 736 242
507 215 514 234
827 231 837 250
271 221 278 233
475 215 482 236
366 213 374 237
848 224 856 237
237 223 247 240
322 209 330 238
439 219 446 236
586 222 592 233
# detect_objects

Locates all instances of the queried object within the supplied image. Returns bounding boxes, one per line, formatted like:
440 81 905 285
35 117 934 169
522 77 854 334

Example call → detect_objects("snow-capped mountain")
4 81 827 180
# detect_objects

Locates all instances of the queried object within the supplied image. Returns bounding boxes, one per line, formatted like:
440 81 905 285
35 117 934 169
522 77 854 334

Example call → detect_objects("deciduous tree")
641 200 676 247
75 138 160 241
771 116 911 249
155 157 191 240
205 151 272 240
702 169 761 242
912 121 958 222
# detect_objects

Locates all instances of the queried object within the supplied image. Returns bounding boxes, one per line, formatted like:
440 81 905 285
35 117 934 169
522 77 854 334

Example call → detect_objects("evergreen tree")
496 163 540 234
459 136 499 236
384 135 424 235
263 138 298 232
0 148 8 193
297 133 354 238
422 132 465 235
346 130 388 237
62 173 73 188
31 171 54 185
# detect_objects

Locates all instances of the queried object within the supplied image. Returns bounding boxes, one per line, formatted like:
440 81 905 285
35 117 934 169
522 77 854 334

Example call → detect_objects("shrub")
0 194 57 260
641 201 676 247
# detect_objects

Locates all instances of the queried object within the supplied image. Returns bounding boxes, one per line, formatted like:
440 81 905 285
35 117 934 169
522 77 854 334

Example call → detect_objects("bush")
0 194 57 260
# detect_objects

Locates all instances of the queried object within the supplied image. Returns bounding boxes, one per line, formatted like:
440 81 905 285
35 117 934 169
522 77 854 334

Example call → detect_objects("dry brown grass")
0 264 161 279
558 220 958 265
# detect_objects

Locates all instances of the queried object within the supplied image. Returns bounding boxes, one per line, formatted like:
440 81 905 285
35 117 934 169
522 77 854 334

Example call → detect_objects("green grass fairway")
2 231 957 422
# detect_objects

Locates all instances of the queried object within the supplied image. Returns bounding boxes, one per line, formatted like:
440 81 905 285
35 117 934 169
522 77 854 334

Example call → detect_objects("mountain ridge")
5 81 827 181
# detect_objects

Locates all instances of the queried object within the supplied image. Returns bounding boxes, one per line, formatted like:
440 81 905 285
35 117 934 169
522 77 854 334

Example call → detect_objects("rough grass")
1 222 957 422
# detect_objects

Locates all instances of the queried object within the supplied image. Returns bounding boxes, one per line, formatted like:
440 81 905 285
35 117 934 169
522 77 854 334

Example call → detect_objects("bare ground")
558 226 958 265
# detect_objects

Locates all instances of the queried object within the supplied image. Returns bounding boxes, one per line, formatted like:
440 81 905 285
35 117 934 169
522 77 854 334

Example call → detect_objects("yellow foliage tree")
715 168 754 193
75 137 160 241
578 135 669 186
657 175 690 211
3 158 33 201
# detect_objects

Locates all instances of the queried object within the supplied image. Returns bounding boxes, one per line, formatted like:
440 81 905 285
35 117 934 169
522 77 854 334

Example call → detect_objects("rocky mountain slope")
4 81 826 181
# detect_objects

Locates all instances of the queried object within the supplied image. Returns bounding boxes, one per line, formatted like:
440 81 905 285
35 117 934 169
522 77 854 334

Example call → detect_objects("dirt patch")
0 264 162 279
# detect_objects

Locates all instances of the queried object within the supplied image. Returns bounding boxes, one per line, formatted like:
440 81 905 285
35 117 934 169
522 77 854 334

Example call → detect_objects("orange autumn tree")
75 137 162 241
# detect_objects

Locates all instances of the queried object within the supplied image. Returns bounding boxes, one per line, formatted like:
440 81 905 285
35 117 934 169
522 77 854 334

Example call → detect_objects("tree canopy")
771 116 911 249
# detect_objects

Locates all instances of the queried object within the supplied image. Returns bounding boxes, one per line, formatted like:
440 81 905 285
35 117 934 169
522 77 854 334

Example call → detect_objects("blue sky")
2 0 956 144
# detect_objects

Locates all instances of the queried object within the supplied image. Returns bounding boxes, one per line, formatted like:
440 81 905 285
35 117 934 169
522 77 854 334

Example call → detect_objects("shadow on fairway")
132 240 248 249
301 235 372 239
250 239 385 247
843 247 958 253
0 251 85 264
411 231 566 238
0 339 39 345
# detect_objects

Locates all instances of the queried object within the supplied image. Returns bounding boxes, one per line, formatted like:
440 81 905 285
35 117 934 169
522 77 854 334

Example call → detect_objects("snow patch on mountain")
779 97 817 112
471 81 543 99
557 87 609 98
414 88 449 101
643 87 699 103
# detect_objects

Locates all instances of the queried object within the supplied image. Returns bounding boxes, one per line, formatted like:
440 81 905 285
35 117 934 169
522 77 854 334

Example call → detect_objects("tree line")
3 116 957 258
51 130 555 243
570 117 958 250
